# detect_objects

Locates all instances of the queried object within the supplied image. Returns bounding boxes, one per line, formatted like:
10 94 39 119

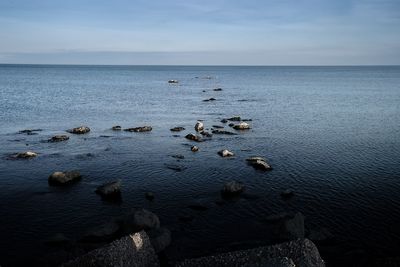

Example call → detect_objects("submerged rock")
221 181 245 197
213 88 223 91
281 189 295 198
218 149 235 157
212 125 224 129
220 119 228 123
124 126 152 132
168 80 179 83
48 135 69 142
15 151 38 159
233 122 251 130
270 212 305 241
48 171 81 186
170 126 185 132
203 97 216 102
191 146 199 152
200 131 212 137
120 209 160 233
194 121 204 132
67 126 90 134
145 192 155 201
308 227 334 243
95 180 121 198
228 116 241 121
19 129 42 135
111 125 122 131
246 157 272 170
165 164 187 172
44 233 71 247
147 227 171 253
82 221 120 242
212 129 237 135
185 133 202 142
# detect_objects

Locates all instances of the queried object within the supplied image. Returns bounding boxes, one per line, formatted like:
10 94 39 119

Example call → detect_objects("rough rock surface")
191 146 199 152
147 227 171 253
62 231 159 267
67 126 90 134
233 122 251 130
170 127 185 132
194 121 204 132
15 151 37 159
176 239 325 267
112 125 122 131
95 180 121 198
271 212 305 241
218 149 235 157
185 133 202 142
48 171 81 186
124 126 152 132
48 135 70 142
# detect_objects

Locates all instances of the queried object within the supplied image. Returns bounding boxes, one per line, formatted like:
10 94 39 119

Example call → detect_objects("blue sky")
0 0 399 65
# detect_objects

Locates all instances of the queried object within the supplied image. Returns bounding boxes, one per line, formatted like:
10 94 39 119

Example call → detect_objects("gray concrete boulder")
48 171 81 186
67 126 90 134
62 231 159 267
176 238 324 267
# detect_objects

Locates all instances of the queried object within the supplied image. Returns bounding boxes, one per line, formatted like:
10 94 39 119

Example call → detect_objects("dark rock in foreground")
147 227 171 253
170 126 185 132
95 180 121 198
62 231 159 267
48 171 81 186
67 126 90 134
48 135 69 142
124 126 152 132
82 221 120 242
221 180 245 197
176 238 324 267
145 192 155 201
269 212 305 241
185 133 202 142
119 209 160 233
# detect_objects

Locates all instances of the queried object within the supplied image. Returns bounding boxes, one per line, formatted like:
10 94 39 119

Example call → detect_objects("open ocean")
0 65 400 266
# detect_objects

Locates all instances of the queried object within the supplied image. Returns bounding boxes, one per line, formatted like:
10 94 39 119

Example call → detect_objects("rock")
185 133 202 142
203 97 216 102
145 192 155 201
221 119 228 123
147 227 171 253
194 121 204 132
19 129 42 135
212 129 237 135
120 209 160 233
221 181 245 197
165 164 187 171
247 157 272 170
48 135 70 142
44 233 71 247
48 171 82 186
308 227 334 243
15 151 37 159
228 123 235 127
242 119 253 122
67 126 90 134
228 116 241 121
191 146 199 152
82 221 120 242
179 214 195 222
212 125 224 129
95 180 121 198
281 189 294 198
170 127 185 132
171 154 185 159
213 88 223 91
124 126 152 132
111 125 122 131
271 212 305 240
168 80 178 83
62 231 159 267
218 149 235 157
233 122 251 130
200 131 212 137
175 238 324 267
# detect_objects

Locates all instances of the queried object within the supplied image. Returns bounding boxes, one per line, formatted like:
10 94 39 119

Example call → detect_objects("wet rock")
281 189 294 198
120 209 160 233
48 171 82 186
218 149 235 157
212 129 237 135
220 119 228 123
165 164 187 171
82 221 120 242
228 116 241 121
19 129 42 135
271 212 305 240
168 80 178 83
170 127 185 132
95 180 121 198
185 133 202 142
145 192 155 201
15 151 37 159
194 121 204 132
200 131 212 137
171 154 185 159
212 125 224 129
111 125 122 131
308 227 334 243
221 181 245 197
44 233 71 247
67 126 90 134
124 126 152 132
48 135 69 142
242 119 253 122
203 97 216 102
247 157 272 170
191 146 199 152
213 88 223 91
233 122 251 130
147 227 171 253
228 123 235 127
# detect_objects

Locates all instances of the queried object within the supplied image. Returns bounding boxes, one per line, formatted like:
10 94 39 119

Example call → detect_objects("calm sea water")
0 65 399 266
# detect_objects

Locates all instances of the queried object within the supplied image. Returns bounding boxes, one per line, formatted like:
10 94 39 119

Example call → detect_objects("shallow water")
0 65 400 266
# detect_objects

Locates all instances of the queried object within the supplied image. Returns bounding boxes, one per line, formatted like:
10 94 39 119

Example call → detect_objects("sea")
0 65 399 266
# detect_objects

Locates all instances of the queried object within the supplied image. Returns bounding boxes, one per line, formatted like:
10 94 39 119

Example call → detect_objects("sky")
0 0 399 65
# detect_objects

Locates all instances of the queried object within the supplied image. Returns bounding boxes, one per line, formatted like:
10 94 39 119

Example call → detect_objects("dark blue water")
0 65 400 266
